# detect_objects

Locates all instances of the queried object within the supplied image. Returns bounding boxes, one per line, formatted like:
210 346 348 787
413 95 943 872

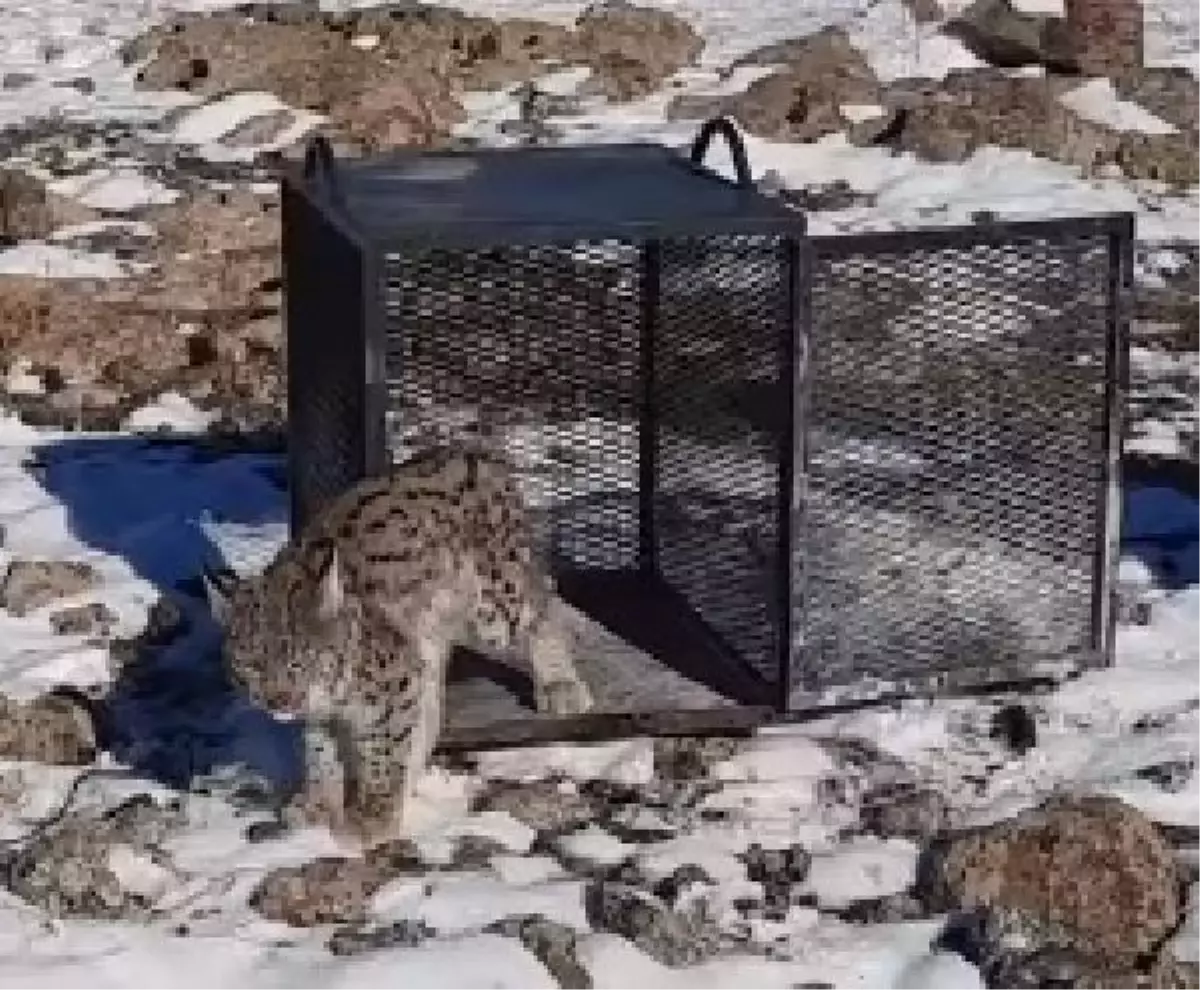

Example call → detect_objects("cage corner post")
281 175 311 538
360 243 390 480
1095 212 1135 670
777 229 809 714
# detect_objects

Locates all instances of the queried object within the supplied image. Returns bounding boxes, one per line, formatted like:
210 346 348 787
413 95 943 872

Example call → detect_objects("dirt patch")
0 691 98 766
880 69 1197 187
125 3 701 154
575 4 704 102
694 28 880 143
1 185 285 433
0 170 94 242
0 559 100 616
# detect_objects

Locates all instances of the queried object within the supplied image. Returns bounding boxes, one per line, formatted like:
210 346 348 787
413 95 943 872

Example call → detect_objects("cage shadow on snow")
283 122 1131 746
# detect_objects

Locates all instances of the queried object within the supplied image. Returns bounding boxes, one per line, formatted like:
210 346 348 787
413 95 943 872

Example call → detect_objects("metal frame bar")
1093 214 1134 669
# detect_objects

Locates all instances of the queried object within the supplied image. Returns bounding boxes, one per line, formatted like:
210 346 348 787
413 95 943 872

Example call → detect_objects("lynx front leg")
340 699 421 849
279 717 350 834
523 596 593 716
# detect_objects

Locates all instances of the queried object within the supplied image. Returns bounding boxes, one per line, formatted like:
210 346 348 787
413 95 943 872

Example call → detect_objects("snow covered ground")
0 0 1196 983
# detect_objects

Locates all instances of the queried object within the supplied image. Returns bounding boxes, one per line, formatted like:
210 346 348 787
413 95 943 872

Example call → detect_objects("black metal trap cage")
282 121 1131 747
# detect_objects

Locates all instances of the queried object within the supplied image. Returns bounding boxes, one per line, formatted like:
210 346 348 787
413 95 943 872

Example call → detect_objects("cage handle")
688 116 753 189
303 134 340 200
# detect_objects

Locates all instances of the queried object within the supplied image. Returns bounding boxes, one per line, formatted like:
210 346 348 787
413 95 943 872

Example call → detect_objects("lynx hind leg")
523 593 593 717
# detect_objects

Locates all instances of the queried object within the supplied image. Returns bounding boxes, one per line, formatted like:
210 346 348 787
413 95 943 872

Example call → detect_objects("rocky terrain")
0 0 1195 985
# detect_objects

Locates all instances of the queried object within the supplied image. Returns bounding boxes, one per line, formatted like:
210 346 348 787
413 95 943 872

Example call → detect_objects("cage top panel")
291 143 805 245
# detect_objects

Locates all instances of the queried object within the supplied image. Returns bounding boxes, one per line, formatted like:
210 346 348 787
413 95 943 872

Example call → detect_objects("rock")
5 794 179 920
902 0 945 24
989 703 1038 755
473 779 597 834
739 840 816 921
917 794 1184 963
249 856 394 927
942 906 1200 988
1134 759 1195 794
0 560 100 617
1063 0 1144 78
0 690 98 765
49 602 119 637
488 915 593 989
448 834 508 871
1 171 56 242
584 873 723 967
878 68 1195 187
329 70 462 153
2 72 35 90
574 5 703 102
723 28 881 143
327 919 433 957
654 736 743 780
942 0 1079 71
859 784 951 841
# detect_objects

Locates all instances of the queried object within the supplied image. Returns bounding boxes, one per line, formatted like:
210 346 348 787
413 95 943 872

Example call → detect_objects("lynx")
204 446 593 846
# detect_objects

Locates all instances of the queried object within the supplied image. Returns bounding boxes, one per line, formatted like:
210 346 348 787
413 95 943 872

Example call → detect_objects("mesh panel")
795 227 1115 700
381 241 642 570
284 188 366 533
653 234 794 684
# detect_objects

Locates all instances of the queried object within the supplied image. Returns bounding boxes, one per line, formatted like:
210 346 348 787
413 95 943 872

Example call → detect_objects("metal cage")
282 123 1130 745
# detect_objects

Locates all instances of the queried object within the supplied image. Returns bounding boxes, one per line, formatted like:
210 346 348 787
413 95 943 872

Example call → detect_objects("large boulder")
918 794 1185 963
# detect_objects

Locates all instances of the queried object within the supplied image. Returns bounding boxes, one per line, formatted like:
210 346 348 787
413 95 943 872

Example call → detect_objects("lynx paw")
537 677 594 716
341 793 402 850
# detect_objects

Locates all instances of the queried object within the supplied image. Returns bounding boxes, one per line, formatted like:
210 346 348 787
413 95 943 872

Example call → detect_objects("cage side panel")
283 187 368 534
791 222 1119 705
652 234 794 686
380 241 642 570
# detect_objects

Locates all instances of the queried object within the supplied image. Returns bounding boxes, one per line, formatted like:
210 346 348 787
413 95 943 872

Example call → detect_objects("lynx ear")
314 545 345 622
201 565 240 627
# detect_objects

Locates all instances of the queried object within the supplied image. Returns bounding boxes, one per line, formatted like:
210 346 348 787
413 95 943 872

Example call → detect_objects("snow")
123 392 219 434
48 167 180 211
1059 77 1180 134
803 838 921 909
166 91 322 162
0 241 132 278
0 0 1195 984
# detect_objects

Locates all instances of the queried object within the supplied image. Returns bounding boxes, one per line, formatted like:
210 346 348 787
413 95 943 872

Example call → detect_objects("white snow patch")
473 739 655 786
48 218 156 242
841 102 887 123
894 950 988 989
803 837 921 909
1059 77 1180 134
48 167 180 211
4 360 44 397
557 824 636 866
167 90 322 161
123 392 218 434
105 845 173 902
0 241 130 278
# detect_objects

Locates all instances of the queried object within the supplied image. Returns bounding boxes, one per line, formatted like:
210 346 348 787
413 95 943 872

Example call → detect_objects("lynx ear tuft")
201 565 240 626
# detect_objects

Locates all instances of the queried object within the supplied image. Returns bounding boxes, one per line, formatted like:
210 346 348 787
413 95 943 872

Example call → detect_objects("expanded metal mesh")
283 187 367 531
380 242 643 570
285 161 1124 714
794 224 1119 703
652 234 794 685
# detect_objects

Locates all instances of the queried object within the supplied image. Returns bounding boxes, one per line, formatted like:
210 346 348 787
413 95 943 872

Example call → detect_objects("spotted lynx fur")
204 446 593 846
